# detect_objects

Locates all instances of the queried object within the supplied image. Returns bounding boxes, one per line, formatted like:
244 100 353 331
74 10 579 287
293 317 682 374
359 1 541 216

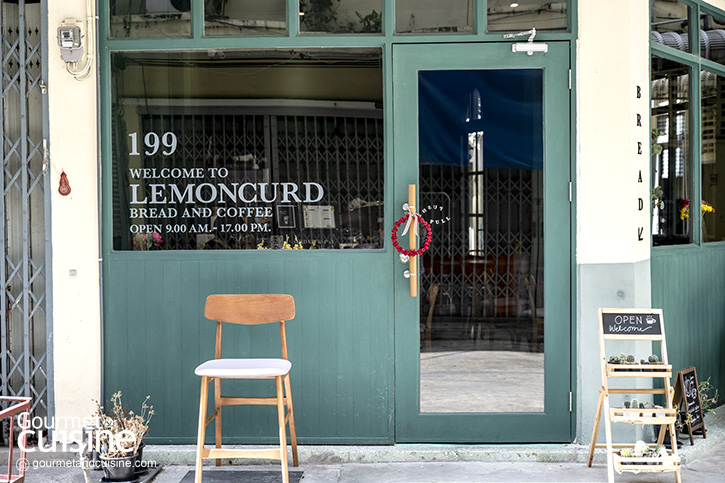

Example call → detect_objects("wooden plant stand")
587 308 681 483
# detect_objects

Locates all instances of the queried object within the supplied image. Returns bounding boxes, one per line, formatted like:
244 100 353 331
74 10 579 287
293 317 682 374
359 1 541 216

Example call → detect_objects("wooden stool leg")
195 376 209 483
283 374 299 467
214 377 222 466
276 376 289 483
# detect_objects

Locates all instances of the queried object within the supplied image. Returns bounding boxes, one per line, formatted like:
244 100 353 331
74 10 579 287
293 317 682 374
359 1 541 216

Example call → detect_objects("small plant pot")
85 449 102 471
135 443 145 474
82 425 101 470
100 453 137 482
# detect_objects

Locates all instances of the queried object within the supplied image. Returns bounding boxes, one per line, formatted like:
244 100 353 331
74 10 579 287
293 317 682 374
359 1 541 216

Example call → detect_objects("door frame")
392 41 574 443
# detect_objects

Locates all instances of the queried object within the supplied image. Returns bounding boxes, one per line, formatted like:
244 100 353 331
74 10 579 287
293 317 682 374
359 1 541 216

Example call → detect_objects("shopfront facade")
98 0 576 445
23 0 724 447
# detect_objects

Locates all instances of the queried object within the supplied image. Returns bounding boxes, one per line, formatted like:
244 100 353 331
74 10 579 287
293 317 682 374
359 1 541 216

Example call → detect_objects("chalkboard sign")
673 367 706 444
601 311 662 336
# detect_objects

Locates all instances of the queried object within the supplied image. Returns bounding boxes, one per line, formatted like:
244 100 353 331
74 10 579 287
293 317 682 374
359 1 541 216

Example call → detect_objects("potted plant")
619 441 668 466
95 392 154 482
82 424 101 470
608 353 639 372
646 354 668 372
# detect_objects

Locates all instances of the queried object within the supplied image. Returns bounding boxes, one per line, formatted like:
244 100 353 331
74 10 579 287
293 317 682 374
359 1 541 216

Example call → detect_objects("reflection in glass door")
418 70 544 414
393 42 570 442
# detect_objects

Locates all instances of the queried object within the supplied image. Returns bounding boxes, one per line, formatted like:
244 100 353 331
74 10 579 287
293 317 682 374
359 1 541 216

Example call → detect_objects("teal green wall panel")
103 255 394 444
652 247 725 403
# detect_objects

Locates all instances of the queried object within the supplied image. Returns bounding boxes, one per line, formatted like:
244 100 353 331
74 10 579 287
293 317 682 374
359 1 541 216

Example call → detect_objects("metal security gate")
0 0 52 430
420 166 543 329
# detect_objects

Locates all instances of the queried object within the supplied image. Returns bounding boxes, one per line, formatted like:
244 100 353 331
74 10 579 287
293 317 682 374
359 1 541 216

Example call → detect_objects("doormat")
181 470 304 483
97 465 162 483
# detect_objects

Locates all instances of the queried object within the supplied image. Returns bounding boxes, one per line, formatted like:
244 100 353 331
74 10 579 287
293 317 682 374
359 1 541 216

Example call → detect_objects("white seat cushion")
195 358 291 378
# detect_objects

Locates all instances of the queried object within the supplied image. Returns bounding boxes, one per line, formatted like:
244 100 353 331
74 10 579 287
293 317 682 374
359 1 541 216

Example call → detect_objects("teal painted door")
393 42 572 442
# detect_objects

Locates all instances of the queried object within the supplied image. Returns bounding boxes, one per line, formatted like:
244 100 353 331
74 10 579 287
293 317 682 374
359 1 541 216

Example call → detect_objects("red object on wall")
58 171 71 196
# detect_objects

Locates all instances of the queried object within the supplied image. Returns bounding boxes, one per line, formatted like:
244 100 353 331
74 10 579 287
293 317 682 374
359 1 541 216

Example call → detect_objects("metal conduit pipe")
663 31 686 51
707 29 725 63
650 28 725 63
701 29 711 60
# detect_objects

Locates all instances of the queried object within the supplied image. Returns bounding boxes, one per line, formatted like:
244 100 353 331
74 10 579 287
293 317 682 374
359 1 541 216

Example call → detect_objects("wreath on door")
391 212 432 257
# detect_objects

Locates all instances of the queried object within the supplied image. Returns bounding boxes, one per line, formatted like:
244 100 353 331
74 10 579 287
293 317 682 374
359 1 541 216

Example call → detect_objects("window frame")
100 0 575 44
651 0 725 248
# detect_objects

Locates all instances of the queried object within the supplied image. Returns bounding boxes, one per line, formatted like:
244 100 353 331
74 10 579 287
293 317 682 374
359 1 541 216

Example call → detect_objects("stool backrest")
204 294 295 360
205 294 295 325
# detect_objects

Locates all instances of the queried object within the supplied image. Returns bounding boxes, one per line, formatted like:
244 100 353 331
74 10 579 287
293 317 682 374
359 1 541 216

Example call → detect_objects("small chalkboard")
673 367 706 445
601 311 662 336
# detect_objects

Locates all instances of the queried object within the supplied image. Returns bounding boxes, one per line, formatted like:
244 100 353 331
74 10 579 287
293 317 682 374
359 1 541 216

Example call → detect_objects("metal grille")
420 164 543 322
1 0 51 423
276 115 384 248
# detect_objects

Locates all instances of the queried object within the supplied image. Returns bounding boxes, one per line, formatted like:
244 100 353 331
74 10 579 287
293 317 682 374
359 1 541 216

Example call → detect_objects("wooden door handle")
408 184 417 298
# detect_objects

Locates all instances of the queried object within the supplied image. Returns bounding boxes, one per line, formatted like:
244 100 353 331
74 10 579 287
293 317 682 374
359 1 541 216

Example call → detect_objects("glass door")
393 42 571 442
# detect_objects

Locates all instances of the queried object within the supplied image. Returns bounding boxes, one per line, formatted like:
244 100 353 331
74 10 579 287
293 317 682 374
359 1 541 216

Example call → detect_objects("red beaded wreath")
391 213 432 257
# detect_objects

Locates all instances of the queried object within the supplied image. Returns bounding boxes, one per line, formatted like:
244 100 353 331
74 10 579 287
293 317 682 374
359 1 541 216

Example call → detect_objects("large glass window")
650 1 691 52
651 55 692 246
299 0 382 34
204 0 286 36
650 2 725 246
111 49 383 250
487 0 567 32
700 10 725 65
701 70 725 242
110 0 191 38
395 0 473 34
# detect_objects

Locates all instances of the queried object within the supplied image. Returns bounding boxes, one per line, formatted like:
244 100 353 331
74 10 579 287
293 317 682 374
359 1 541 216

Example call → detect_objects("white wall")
575 0 653 443
48 0 101 441
706 0 725 12
577 0 651 265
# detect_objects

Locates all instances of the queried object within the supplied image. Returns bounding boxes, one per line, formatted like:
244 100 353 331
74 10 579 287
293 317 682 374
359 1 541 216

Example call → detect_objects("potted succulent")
95 392 154 482
608 353 638 371
619 441 668 466
645 354 668 372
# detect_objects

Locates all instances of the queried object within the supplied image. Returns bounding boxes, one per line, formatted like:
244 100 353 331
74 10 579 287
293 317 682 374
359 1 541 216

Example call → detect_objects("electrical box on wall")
57 20 83 63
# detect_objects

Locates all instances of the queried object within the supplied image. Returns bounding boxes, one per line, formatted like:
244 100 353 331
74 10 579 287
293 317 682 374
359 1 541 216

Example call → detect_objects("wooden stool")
194 294 299 483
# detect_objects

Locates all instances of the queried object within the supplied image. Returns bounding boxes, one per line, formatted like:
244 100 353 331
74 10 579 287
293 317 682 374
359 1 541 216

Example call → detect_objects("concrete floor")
7 404 724 483
17 440 725 483
420 349 544 413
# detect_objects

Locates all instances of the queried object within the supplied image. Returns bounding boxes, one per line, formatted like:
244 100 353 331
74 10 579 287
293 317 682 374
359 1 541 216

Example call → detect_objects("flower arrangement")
702 201 715 215
94 392 154 458
678 199 715 220
258 236 303 250
132 232 163 250
677 199 689 220
282 235 303 250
